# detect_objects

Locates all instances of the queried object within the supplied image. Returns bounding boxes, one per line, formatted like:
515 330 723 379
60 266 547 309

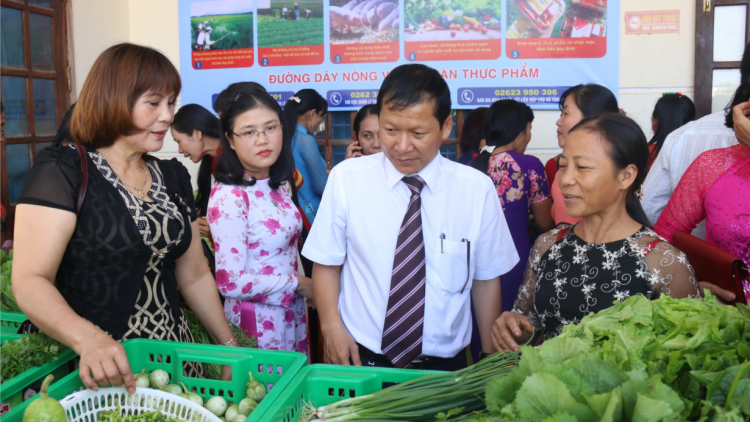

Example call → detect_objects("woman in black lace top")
12 44 236 393
491 113 702 352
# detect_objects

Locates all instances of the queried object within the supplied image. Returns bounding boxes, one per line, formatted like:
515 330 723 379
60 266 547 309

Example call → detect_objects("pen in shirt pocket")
440 233 445 253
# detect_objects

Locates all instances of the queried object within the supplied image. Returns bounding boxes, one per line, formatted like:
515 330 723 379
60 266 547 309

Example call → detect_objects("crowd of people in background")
6 40 750 391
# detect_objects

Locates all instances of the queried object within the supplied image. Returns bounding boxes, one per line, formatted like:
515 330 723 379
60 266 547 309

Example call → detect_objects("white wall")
70 0 697 181
71 0 195 178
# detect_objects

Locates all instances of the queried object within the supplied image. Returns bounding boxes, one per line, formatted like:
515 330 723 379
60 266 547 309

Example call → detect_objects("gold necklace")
119 161 149 200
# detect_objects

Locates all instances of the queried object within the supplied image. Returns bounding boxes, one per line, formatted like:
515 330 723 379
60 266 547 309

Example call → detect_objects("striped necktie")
381 175 427 368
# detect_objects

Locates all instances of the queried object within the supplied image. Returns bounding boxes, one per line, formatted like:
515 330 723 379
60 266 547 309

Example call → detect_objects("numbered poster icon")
257 0 325 65
403 0 502 61
329 0 400 64
506 0 607 59
190 0 255 69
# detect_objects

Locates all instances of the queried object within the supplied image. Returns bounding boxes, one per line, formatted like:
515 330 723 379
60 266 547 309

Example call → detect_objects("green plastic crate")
0 312 26 335
0 332 77 415
261 364 441 422
1 339 308 421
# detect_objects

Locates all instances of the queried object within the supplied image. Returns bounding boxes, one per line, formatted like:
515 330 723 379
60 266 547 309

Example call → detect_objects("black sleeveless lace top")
17 143 198 340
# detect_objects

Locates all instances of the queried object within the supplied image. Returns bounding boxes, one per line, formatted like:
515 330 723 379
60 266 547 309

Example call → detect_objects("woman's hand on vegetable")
76 332 136 393
295 275 315 300
491 312 534 352
345 141 362 160
198 217 212 239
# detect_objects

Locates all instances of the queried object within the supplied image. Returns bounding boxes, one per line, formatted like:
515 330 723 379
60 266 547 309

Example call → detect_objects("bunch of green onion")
302 351 520 422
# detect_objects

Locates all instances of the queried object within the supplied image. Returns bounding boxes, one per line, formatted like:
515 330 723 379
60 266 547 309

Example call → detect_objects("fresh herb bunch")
474 294 750 422
98 408 183 421
1 333 61 383
301 350 520 421
183 309 257 380
0 248 20 312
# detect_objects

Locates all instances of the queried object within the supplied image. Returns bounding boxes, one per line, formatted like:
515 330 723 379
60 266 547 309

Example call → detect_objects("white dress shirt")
302 152 519 358
641 111 738 239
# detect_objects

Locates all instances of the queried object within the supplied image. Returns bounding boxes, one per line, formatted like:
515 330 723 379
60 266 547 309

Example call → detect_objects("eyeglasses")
231 124 283 141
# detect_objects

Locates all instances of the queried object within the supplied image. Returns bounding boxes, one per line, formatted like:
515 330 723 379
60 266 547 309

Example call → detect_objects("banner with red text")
179 0 619 110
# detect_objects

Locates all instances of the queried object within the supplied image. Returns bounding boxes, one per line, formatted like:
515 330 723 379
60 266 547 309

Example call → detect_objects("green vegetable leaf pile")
479 294 750 422
1 333 61 383
98 408 184 421
0 248 20 312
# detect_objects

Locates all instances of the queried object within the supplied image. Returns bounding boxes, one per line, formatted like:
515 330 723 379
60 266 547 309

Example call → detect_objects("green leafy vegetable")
1 333 61 383
0 248 20 312
478 294 750 422
97 408 184 421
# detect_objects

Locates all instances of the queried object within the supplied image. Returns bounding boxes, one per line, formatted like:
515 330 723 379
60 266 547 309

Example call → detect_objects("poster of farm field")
190 0 254 69
256 0 325 66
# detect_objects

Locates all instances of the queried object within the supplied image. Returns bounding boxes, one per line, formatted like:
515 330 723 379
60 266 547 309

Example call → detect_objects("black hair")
53 103 76 147
725 41 750 128
559 84 619 118
172 103 221 215
377 64 451 128
569 113 651 228
648 94 695 163
470 100 534 175
213 82 268 114
283 89 327 132
215 90 294 190
459 107 488 154
352 104 378 140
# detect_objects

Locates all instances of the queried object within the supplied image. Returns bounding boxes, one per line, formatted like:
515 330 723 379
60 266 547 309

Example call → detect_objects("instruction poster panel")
179 0 618 111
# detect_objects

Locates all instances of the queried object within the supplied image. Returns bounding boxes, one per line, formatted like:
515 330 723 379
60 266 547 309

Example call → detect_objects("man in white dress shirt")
642 42 749 240
302 64 518 370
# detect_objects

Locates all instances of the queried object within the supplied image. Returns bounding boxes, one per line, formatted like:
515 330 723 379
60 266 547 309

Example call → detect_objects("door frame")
694 0 750 118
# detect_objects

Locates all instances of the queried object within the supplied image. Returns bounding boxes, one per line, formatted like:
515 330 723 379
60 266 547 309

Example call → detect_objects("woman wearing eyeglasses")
208 90 314 356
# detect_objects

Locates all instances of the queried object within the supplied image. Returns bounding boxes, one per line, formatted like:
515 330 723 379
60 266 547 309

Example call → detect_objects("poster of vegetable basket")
190 0 255 70
403 0 502 61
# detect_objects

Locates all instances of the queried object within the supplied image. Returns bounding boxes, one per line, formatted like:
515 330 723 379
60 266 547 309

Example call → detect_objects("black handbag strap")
74 143 88 215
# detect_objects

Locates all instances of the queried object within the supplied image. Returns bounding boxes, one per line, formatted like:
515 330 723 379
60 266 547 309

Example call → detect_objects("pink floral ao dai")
207 179 308 356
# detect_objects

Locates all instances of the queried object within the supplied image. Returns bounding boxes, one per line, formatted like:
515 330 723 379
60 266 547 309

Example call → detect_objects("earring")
635 185 644 199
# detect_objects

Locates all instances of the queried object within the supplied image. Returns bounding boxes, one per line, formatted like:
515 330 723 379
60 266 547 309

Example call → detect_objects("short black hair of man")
376 64 451 129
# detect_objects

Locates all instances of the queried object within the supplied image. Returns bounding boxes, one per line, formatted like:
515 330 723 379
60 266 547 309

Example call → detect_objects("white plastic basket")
59 387 221 422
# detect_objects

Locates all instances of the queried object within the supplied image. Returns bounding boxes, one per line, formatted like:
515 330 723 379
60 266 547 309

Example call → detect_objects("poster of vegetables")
404 0 501 41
